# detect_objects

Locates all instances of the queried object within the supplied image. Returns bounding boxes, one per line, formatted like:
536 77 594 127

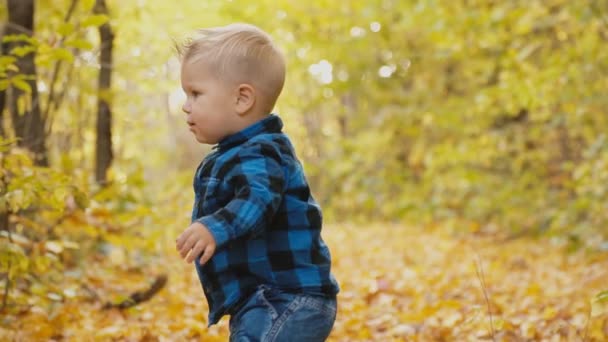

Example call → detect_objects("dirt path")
3 223 607 341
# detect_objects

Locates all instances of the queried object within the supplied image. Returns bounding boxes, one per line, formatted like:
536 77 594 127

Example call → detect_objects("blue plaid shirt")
191 114 339 325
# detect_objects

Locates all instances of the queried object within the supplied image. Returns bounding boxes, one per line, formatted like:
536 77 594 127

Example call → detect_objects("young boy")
175 23 339 341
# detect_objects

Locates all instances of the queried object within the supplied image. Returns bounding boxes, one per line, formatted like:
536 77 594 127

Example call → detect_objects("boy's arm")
196 142 285 249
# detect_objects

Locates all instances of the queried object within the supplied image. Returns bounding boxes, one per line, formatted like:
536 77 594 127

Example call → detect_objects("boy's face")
180 59 237 144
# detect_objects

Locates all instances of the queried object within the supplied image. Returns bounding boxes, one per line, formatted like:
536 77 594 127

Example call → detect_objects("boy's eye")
192 91 200 97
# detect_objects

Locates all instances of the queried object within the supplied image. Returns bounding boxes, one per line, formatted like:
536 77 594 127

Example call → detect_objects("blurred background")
1 0 607 340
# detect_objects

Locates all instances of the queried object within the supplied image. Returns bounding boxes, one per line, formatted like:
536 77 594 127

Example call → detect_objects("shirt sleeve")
196 142 285 248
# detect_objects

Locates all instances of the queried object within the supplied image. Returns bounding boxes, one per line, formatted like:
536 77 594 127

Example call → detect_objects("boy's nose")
182 101 190 114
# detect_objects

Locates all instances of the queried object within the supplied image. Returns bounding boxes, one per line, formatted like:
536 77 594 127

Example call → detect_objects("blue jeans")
228 285 337 342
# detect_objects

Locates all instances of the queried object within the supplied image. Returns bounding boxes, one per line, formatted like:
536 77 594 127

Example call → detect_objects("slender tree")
6 0 47 166
94 0 114 185
0 81 5 232
1 17 9 233
0 24 6 139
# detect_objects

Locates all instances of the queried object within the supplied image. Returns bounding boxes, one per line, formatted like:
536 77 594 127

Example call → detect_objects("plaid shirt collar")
215 114 283 151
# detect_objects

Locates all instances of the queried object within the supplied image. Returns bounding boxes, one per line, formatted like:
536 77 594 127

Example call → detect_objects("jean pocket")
265 294 337 342
229 289 274 340
257 286 297 320
299 295 337 318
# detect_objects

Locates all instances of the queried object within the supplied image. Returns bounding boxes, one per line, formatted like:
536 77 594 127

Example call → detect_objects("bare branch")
43 0 80 133
102 274 168 310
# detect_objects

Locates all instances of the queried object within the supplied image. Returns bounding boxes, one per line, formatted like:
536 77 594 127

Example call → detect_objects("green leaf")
10 45 36 57
597 290 608 303
0 79 9 91
2 34 34 44
82 0 96 11
81 14 109 28
64 38 94 50
73 187 90 209
58 22 76 36
51 48 75 63
0 55 17 67
6 63 18 72
12 78 31 93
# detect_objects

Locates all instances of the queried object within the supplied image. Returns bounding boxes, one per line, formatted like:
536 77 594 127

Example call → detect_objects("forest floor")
3 223 608 341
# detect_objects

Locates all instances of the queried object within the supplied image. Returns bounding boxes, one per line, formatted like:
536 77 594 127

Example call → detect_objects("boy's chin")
194 135 216 145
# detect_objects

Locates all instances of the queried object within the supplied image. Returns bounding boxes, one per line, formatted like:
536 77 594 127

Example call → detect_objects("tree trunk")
1 26 8 232
94 0 114 185
0 90 5 139
0 25 6 139
6 0 48 166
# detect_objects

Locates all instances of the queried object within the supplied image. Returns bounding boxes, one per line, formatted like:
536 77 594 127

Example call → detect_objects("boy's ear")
235 84 255 115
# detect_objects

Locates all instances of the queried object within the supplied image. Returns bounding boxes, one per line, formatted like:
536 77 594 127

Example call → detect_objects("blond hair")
177 23 286 114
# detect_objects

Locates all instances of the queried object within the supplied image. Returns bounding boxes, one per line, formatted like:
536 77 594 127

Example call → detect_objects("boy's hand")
176 222 217 264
